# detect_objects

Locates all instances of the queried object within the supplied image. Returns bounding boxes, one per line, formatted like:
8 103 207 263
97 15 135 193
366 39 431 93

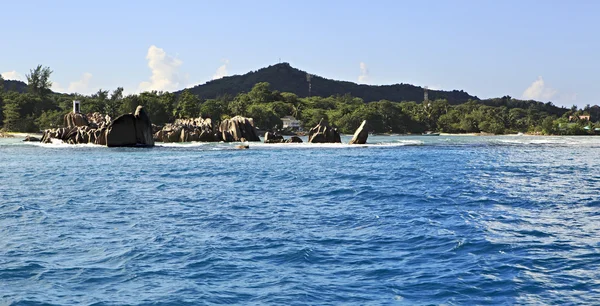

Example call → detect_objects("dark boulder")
105 114 138 147
105 106 154 147
286 136 303 143
349 120 369 144
134 106 154 146
264 131 285 143
308 119 341 143
22 135 41 142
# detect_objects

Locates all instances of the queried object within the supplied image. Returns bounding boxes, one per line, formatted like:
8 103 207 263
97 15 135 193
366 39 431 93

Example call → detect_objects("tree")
269 101 294 118
85 89 109 114
541 116 557 135
105 87 124 118
2 98 21 131
176 89 200 118
247 104 281 130
36 110 65 130
301 108 328 129
120 94 141 115
200 99 228 121
248 82 273 103
0 74 4 92
229 93 251 117
26 65 53 97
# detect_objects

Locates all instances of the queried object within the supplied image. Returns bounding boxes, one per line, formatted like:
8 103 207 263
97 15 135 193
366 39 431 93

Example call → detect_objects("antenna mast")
306 73 312 97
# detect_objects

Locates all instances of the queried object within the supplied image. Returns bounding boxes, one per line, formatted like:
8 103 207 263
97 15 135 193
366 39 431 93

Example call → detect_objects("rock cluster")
153 115 261 143
263 132 303 144
219 116 261 142
41 106 154 147
264 131 285 143
63 112 89 128
41 125 108 145
87 112 111 128
349 120 369 144
308 119 341 143
154 117 219 143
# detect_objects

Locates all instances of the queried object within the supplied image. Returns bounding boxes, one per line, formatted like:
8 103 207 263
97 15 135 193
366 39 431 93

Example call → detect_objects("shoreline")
2 131 596 140
5 132 44 138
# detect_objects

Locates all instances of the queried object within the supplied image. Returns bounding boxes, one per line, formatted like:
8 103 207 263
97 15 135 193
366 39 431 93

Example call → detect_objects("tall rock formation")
106 106 154 147
308 119 341 143
349 120 369 144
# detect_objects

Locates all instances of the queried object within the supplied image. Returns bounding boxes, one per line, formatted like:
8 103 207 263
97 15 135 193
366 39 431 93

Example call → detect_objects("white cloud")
67 73 93 94
522 76 557 101
212 59 230 80
358 62 370 84
138 45 183 92
1 70 24 81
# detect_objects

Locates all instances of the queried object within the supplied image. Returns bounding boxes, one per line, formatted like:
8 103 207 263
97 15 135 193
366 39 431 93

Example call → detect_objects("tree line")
1 65 598 135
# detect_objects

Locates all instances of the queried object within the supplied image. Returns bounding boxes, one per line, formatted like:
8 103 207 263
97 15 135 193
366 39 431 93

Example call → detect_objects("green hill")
179 63 478 104
2 79 28 93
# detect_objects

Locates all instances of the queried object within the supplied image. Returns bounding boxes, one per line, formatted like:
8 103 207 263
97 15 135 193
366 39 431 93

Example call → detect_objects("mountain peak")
180 63 478 103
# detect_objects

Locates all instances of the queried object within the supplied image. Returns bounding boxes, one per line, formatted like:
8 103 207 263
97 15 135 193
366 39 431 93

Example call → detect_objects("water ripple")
2 136 600 304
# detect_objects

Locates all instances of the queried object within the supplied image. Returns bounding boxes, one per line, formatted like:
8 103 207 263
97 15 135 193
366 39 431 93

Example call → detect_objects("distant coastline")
2 64 599 137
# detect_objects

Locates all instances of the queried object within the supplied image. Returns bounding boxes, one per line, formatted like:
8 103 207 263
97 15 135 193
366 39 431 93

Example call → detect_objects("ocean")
1 135 599 305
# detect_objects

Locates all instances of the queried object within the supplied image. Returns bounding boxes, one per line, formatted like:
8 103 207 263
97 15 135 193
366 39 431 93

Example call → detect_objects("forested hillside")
1 64 595 136
179 63 477 104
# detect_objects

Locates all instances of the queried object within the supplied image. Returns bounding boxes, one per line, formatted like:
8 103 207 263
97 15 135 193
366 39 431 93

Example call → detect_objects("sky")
1 0 598 107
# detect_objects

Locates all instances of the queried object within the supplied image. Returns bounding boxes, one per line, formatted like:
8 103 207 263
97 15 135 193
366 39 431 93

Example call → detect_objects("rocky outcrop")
134 106 154 146
87 112 111 129
106 106 154 147
308 119 341 143
349 120 369 144
154 117 219 143
63 113 89 128
286 136 303 143
264 131 285 143
41 106 153 147
41 126 92 145
220 116 261 142
106 114 137 147
153 116 260 143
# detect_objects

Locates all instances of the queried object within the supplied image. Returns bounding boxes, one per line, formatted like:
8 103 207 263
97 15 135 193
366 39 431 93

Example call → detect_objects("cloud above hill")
212 59 230 80
138 45 184 92
358 62 370 84
1 70 24 81
522 76 557 101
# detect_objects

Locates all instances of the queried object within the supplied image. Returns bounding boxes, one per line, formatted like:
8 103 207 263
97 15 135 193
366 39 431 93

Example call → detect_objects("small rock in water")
23 135 41 142
236 144 250 149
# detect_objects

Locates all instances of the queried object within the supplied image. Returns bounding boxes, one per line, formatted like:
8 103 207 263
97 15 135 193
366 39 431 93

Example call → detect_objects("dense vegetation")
1 65 599 136
179 63 477 104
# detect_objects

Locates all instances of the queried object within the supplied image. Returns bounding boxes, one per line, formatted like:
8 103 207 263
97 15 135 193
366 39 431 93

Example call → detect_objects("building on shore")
281 116 302 130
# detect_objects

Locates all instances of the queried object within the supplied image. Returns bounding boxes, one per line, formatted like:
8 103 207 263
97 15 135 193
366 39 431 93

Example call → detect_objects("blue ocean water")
1 135 600 305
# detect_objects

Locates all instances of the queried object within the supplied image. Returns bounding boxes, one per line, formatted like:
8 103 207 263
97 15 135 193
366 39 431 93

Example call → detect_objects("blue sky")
1 0 598 107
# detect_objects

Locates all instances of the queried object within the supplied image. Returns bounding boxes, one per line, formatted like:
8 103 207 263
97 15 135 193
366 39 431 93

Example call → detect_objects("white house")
281 116 302 129
73 100 81 113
